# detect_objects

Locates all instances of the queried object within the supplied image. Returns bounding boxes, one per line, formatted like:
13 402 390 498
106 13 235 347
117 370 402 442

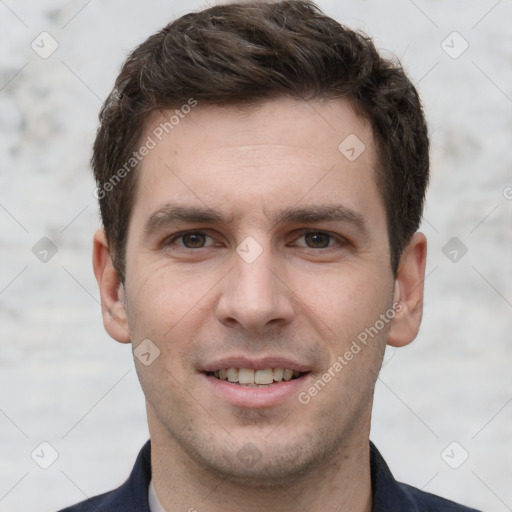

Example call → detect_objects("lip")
202 372 311 408
201 356 311 373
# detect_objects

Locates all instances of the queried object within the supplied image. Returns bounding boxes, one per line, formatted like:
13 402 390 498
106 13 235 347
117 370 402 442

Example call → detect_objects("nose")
215 243 295 333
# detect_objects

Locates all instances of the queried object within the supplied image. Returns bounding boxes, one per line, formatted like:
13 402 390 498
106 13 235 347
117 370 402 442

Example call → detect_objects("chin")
182 428 341 487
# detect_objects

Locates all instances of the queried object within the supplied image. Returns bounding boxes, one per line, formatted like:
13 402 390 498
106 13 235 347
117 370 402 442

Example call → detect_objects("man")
59 1 481 510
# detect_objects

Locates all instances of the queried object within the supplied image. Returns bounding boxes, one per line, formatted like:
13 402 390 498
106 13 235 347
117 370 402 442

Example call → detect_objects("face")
95 97 425 485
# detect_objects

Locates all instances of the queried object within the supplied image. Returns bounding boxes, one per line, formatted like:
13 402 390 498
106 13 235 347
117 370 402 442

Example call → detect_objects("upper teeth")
214 368 299 385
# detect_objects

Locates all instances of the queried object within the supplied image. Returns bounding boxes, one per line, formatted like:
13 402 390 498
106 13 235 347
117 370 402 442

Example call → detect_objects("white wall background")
1 1 511 511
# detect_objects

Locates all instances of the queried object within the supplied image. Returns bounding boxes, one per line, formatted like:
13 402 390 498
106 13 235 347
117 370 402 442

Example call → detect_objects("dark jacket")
58 440 482 511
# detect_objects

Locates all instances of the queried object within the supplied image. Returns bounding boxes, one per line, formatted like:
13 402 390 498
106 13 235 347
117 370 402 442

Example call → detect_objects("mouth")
201 358 312 407
206 367 307 387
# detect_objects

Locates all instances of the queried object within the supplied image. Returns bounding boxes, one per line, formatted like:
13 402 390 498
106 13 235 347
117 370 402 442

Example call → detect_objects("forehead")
130 97 383 233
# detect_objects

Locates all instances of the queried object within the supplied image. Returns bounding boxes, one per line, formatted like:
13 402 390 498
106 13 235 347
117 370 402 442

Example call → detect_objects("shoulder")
370 441 483 512
398 481 483 511
56 440 152 512
57 490 118 512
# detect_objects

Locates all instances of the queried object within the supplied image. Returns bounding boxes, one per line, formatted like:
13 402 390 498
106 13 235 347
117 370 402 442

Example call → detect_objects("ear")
92 229 131 344
387 232 427 348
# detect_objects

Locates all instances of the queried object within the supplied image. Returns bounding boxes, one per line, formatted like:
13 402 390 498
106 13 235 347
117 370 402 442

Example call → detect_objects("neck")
149 421 372 512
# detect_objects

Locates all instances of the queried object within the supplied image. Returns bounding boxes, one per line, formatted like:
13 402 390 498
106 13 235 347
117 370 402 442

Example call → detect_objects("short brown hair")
92 0 429 282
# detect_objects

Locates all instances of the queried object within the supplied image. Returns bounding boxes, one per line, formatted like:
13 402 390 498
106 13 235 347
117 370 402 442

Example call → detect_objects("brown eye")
303 232 332 248
181 232 207 248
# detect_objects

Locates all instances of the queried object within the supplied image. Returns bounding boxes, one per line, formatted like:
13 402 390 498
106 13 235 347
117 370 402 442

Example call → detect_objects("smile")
208 368 304 387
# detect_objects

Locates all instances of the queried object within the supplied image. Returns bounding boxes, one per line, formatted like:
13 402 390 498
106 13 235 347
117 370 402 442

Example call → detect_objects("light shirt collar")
148 479 166 512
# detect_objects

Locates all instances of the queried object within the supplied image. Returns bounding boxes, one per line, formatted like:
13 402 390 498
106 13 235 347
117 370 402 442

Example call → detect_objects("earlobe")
92 229 131 344
387 232 427 348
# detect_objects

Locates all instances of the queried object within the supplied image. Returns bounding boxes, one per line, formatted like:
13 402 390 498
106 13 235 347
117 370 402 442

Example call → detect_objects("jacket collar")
107 440 418 511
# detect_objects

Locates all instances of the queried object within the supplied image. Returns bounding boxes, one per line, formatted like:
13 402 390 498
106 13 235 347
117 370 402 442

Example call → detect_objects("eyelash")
164 229 345 251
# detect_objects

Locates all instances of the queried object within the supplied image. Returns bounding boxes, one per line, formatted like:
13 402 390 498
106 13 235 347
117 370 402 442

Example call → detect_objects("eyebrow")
143 203 367 237
272 204 366 233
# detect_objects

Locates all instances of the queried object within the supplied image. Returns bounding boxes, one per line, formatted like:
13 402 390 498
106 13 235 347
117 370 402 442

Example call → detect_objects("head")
93 0 429 283
93 0 428 487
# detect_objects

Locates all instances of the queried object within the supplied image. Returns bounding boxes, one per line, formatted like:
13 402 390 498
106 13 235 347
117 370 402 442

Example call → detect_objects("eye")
293 230 341 249
167 231 216 249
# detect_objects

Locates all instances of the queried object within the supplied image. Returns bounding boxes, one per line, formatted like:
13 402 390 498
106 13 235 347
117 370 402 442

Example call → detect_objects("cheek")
125 260 215 337
299 265 392 336
306 272 391 395
125 266 206 403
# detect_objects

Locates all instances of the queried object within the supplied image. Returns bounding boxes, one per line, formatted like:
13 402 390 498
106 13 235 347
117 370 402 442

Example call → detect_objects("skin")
93 97 427 512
